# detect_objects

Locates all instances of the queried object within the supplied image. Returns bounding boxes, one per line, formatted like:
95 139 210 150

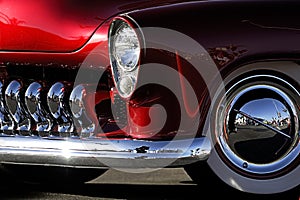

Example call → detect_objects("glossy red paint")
0 0 99 52
0 0 194 52
128 105 170 139
0 21 111 68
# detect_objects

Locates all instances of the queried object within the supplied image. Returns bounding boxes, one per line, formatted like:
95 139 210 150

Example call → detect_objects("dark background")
1 168 298 200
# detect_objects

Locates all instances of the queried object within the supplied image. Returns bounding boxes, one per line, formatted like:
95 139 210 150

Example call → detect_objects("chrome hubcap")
216 76 300 175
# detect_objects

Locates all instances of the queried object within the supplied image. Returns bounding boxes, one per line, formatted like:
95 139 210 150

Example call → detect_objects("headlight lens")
113 22 140 71
119 75 135 95
109 17 141 99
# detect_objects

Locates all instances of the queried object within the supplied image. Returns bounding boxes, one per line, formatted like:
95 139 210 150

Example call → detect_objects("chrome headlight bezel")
108 16 143 99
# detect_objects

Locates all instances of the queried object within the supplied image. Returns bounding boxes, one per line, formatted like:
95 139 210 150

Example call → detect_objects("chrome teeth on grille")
0 82 14 134
47 82 75 135
0 80 96 138
5 80 32 135
25 82 53 133
69 85 95 137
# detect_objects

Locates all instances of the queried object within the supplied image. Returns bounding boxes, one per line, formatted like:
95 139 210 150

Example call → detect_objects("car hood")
0 0 191 52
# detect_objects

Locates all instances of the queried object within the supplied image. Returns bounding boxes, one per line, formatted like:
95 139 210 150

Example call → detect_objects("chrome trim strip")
0 136 210 168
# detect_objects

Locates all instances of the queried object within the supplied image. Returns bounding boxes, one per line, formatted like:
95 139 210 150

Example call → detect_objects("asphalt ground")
0 168 299 200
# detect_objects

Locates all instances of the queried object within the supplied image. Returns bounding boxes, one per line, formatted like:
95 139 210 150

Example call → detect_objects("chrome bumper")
0 136 211 168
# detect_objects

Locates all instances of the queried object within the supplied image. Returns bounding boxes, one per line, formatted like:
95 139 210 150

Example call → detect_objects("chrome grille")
0 80 100 138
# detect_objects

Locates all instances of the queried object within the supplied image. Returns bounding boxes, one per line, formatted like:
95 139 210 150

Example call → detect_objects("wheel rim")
216 75 300 176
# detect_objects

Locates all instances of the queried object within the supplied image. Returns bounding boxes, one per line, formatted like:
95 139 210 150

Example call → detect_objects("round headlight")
113 22 140 71
109 17 142 99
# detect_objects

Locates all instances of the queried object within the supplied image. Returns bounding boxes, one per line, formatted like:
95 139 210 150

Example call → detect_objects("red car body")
0 0 299 194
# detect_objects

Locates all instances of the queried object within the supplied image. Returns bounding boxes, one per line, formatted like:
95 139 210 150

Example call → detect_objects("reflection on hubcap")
217 76 300 176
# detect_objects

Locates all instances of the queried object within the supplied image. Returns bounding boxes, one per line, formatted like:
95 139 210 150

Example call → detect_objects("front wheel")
208 74 300 194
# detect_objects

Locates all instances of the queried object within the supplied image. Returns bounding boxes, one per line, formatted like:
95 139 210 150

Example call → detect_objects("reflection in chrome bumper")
0 136 210 168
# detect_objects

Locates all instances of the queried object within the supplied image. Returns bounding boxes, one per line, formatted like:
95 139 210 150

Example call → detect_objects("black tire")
184 161 232 190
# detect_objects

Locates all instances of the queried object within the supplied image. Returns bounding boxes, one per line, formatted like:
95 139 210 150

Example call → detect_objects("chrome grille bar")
25 82 53 134
0 81 14 134
69 85 95 138
5 80 32 135
47 82 75 136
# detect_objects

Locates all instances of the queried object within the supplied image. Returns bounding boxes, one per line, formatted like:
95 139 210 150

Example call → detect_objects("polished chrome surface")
234 109 291 139
5 80 32 134
47 82 74 135
25 82 53 133
69 85 95 137
0 81 14 133
216 76 300 175
0 136 210 168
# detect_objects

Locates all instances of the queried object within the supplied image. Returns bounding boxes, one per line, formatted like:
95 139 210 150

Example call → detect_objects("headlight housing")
108 17 142 98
